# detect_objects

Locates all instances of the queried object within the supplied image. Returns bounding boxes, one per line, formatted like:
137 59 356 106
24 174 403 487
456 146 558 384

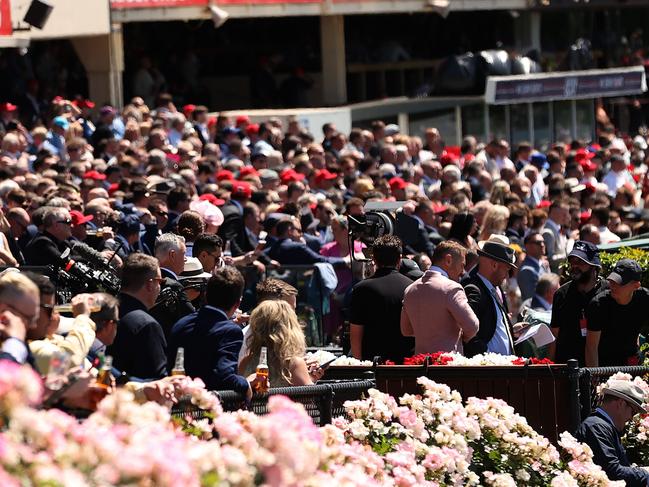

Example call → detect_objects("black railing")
576 365 649 424
171 379 375 426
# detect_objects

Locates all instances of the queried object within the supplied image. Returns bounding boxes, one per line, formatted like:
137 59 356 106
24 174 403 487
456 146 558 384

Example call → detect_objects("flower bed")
0 360 623 486
400 352 554 366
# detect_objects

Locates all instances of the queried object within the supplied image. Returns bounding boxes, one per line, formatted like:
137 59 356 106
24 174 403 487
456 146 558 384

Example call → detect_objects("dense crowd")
0 89 647 406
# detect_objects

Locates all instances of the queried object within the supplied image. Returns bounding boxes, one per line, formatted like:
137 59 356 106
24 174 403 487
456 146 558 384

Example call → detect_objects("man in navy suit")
266 218 350 268
169 266 256 399
576 379 649 486
108 254 168 380
518 232 549 301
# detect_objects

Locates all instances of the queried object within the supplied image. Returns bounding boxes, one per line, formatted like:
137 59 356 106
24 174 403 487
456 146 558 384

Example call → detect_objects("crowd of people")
0 87 647 485
0 89 647 402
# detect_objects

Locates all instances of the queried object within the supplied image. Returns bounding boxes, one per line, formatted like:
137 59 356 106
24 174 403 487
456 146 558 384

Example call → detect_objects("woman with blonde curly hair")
239 300 316 387
478 204 510 242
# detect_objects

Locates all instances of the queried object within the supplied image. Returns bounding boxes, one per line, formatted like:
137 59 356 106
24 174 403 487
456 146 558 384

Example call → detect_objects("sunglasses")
41 303 55 318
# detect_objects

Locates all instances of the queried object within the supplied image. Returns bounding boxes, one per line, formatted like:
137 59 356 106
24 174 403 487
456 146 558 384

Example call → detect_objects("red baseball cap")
580 209 592 225
235 115 250 126
239 166 259 178
199 193 226 206
389 176 407 191
207 116 218 128
231 181 252 199
574 150 596 163
108 183 120 195
280 168 305 184
580 159 598 172
439 153 458 167
432 203 448 214
537 200 552 209
73 99 95 109
83 170 106 181
0 102 17 112
216 169 235 181
246 123 260 135
183 104 196 117
315 169 338 184
70 210 93 227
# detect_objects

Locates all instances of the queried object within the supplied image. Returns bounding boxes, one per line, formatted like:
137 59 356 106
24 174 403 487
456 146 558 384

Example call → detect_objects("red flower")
402 352 454 366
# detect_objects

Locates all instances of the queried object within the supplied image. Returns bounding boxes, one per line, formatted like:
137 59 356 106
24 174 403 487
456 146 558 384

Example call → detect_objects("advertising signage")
485 66 646 105
111 0 319 7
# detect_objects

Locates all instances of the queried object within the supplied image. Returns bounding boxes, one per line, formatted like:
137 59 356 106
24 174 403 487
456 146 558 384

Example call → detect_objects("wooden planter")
374 364 574 444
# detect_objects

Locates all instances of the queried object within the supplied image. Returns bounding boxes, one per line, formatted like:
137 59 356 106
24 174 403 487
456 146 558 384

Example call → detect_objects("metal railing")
576 365 649 423
171 379 375 426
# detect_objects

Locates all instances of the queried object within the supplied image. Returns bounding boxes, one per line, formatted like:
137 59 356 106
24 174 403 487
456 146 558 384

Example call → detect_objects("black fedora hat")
477 242 517 268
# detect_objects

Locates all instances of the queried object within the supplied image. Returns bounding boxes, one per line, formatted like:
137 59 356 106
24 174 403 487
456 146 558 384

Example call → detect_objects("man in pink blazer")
401 241 479 355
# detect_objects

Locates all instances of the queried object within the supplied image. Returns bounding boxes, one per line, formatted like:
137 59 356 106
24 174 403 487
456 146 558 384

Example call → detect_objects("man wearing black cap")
548 240 606 365
105 214 142 261
585 259 649 367
576 378 649 485
462 241 518 357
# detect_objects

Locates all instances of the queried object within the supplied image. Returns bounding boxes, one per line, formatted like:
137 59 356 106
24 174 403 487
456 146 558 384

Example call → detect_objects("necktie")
490 287 515 354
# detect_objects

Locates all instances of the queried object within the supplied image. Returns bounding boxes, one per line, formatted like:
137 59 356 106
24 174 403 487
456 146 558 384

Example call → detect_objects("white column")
71 25 124 108
320 15 347 106
514 11 541 54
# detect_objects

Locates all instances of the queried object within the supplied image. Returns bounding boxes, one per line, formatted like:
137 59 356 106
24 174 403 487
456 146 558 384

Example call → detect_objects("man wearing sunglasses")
24 207 72 266
25 274 97 376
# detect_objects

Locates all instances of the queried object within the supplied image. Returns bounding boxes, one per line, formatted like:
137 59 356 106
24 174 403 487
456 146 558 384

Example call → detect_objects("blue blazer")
267 237 346 267
517 256 545 301
169 306 249 393
576 410 649 486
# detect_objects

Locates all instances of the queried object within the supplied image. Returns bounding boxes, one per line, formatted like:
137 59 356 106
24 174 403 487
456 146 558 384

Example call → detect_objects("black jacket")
218 201 244 244
149 268 195 341
24 231 69 266
576 410 649 486
461 267 512 357
107 293 167 380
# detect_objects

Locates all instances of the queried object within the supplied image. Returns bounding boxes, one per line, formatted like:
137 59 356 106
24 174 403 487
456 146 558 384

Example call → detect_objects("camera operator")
150 233 195 339
107 254 168 380
349 235 414 363
24 207 71 266
26 273 96 375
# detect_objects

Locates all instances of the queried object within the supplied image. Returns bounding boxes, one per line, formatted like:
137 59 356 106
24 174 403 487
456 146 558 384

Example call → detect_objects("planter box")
374 364 572 444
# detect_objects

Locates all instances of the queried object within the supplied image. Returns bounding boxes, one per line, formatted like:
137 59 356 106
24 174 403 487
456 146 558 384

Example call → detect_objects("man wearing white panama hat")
576 379 649 486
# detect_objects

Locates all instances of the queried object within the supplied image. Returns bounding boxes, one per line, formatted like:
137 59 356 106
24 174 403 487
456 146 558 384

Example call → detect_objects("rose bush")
0 360 621 486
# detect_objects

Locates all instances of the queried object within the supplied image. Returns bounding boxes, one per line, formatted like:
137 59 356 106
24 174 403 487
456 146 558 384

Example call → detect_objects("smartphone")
258 231 268 246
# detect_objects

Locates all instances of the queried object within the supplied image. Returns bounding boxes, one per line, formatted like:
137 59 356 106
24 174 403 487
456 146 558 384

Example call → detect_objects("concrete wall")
11 0 110 39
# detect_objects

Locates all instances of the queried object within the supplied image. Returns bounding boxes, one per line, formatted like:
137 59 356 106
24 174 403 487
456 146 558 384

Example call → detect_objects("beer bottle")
171 347 185 376
95 356 113 390
255 347 269 393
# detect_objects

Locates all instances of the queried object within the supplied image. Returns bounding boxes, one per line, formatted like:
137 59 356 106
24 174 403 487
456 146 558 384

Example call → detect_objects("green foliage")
599 247 649 289
371 434 401 455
